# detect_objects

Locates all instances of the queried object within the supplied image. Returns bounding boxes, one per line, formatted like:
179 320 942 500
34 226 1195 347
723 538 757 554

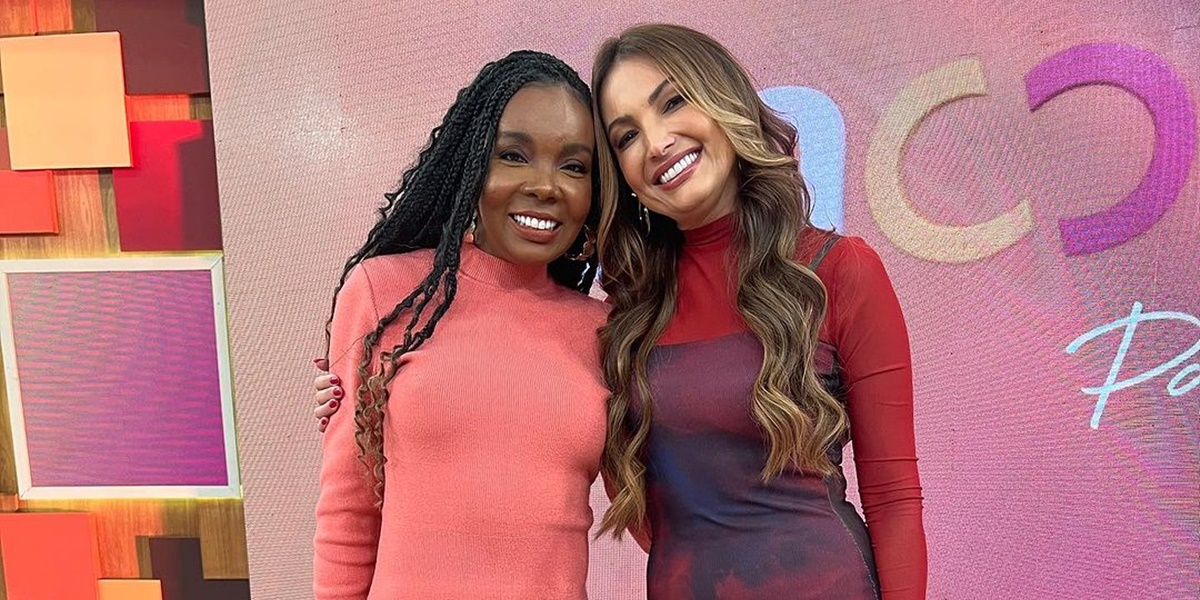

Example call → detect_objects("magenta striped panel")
7 269 228 488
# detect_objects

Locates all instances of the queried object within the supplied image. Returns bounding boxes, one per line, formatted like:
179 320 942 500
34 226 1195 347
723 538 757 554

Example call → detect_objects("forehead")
498 84 594 141
600 56 668 115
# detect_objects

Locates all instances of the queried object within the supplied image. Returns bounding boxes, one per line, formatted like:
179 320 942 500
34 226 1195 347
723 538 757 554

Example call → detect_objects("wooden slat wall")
0 0 249 592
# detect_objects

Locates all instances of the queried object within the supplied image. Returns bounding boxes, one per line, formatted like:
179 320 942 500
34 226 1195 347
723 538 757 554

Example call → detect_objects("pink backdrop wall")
205 1 1199 598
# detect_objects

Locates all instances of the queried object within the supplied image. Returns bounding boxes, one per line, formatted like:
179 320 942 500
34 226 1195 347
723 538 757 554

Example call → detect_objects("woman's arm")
823 237 927 599
313 264 384 600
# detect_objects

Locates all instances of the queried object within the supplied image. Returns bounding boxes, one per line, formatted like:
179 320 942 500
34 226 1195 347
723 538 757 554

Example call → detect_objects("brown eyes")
498 150 588 176
613 95 687 152
615 130 638 150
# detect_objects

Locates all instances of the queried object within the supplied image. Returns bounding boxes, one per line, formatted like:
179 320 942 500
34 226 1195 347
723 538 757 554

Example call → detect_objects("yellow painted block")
98 579 163 600
0 32 131 169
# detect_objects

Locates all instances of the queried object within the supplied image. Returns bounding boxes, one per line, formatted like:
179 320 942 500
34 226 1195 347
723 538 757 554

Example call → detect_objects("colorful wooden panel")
0 0 36 37
93 0 209 94
98 579 163 600
141 537 248 600
0 512 100 599
33 0 72 33
0 128 58 235
0 32 131 170
113 121 222 251
0 257 238 499
0 0 247 594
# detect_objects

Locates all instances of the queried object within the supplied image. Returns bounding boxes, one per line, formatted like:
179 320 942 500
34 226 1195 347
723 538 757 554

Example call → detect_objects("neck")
675 203 735 231
672 177 739 230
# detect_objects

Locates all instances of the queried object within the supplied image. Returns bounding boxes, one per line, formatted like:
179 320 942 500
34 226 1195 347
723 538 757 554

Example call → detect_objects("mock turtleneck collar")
682 212 735 250
458 242 554 293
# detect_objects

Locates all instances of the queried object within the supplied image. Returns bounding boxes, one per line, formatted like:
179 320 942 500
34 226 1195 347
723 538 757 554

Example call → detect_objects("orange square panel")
0 128 58 234
0 512 101 599
0 32 131 169
98 579 164 600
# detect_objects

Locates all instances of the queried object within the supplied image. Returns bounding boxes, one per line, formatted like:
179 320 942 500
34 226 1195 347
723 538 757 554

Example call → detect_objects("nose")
519 164 559 202
646 123 676 162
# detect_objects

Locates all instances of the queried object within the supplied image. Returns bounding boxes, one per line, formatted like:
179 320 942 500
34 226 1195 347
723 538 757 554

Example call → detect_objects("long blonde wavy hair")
591 23 849 538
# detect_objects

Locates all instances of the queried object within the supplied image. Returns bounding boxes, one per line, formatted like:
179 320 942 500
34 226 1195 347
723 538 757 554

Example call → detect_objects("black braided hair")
325 50 599 504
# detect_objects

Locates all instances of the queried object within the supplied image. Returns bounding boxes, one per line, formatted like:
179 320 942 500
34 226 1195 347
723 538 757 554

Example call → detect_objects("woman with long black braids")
312 51 609 599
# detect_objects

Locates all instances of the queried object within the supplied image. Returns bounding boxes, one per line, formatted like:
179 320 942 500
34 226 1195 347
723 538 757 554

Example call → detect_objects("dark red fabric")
650 214 927 599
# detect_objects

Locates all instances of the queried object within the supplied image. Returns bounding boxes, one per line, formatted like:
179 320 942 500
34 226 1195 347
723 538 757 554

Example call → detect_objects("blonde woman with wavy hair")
592 23 927 599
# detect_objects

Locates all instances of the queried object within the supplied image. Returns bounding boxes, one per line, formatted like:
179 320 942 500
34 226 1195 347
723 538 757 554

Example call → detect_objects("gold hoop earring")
565 224 596 262
464 211 478 244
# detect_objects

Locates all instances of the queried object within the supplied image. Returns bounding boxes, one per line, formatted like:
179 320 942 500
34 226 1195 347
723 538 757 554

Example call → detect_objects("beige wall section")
205 4 394 597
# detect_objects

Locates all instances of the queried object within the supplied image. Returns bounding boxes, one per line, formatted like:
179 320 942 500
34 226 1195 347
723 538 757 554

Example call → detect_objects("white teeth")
511 214 560 231
658 151 699 184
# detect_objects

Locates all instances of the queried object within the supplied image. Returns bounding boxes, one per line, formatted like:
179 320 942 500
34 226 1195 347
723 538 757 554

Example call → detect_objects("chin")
509 246 562 267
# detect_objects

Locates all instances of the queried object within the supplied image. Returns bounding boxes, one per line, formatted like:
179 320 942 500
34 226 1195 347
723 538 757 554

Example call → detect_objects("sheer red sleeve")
816 236 928 599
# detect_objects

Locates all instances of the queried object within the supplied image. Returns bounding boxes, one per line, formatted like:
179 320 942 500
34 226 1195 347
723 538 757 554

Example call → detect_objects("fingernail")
330 376 341 385
332 387 343 398
328 400 339 410
313 357 323 365
319 417 329 428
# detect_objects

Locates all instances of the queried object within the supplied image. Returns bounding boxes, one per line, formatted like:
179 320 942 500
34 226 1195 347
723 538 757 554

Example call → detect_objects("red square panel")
94 0 209 94
0 512 101 599
0 128 58 234
112 121 222 252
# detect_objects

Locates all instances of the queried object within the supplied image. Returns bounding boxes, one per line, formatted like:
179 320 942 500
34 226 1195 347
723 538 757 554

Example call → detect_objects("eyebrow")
647 78 672 106
561 142 594 157
497 130 593 157
605 78 673 138
497 130 533 144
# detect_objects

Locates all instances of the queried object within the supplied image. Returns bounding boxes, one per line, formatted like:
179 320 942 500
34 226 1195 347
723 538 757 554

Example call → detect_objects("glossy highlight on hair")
591 23 848 537
324 50 599 505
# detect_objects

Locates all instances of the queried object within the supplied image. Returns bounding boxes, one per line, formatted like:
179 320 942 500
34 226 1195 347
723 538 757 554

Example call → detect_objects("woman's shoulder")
548 286 611 326
357 250 436 279
797 228 886 276
333 251 437 314
349 250 437 292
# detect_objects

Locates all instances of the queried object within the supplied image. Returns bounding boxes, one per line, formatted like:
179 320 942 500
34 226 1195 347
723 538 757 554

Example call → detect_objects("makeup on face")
473 84 596 265
600 57 739 230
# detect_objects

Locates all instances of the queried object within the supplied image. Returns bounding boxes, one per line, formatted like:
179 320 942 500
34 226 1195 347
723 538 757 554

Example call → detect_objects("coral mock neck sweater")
314 244 610 600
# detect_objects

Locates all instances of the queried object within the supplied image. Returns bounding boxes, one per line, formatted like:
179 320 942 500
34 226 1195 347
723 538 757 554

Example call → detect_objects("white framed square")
0 255 240 499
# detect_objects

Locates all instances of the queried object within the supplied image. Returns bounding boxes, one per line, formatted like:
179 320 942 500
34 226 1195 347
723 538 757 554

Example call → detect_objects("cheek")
708 126 737 165
565 181 593 223
475 177 515 229
619 152 648 189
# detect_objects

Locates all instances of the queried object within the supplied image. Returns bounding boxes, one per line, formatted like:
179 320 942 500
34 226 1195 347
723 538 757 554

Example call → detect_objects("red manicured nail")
313 358 323 365
319 417 329 428
330 376 341 385
328 400 339 410
332 387 343 398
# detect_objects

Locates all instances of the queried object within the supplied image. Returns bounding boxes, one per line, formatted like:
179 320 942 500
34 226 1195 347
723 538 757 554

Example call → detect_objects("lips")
510 213 561 231
653 148 702 189
507 211 563 244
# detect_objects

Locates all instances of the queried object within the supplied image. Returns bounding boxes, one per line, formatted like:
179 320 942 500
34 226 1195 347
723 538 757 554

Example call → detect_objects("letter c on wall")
866 58 1035 263
1026 43 1195 256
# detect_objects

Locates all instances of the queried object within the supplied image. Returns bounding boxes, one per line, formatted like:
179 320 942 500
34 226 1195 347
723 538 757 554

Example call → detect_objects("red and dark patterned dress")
639 214 927 599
